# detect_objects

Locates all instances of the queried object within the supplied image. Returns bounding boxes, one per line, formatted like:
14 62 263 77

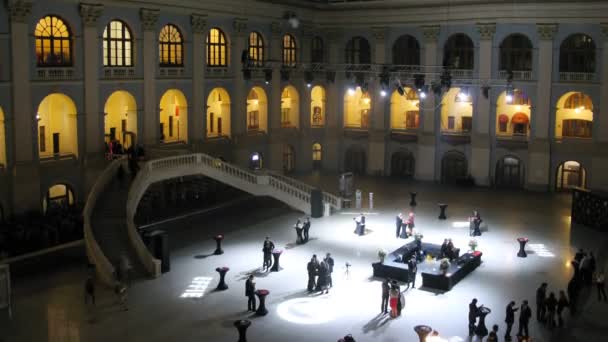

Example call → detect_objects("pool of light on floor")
180 276 213 298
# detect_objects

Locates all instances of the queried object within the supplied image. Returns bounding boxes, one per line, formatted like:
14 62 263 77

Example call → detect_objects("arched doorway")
159 89 188 143
555 92 593 139
37 93 78 159
250 152 262 170
391 151 415 178
441 151 467 183
495 156 524 188
496 89 532 136
247 87 268 133
556 161 586 190
440 87 473 133
344 86 371 129
281 86 299 128
283 145 295 173
104 91 137 149
207 88 231 138
0 107 6 169
312 143 322 169
344 145 366 174
42 183 74 214
310 86 326 127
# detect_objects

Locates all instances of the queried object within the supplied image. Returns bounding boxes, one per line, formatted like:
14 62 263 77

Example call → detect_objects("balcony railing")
344 126 369 139
559 72 595 82
103 67 136 79
390 128 418 142
159 67 186 78
496 134 528 149
35 68 76 81
206 67 232 79
498 70 532 81
450 69 474 79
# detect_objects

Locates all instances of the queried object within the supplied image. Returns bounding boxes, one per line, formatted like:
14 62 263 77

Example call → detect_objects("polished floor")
1 175 607 342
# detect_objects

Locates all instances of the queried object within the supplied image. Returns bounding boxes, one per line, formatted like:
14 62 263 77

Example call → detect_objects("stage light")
347 88 356 96
505 82 514 104
414 74 425 90
264 81 269 85
380 90 387 97
418 90 427 99
457 90 469 102
264 69 272 83
307 83 312 88
251 154 260 161
396 82 405 96
505 94 513 103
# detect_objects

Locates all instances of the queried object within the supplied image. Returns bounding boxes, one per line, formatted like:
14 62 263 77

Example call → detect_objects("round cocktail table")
215 266 229 290
517 238 528 258
271 249 283 272
214 235 224 255
255 289 269 316
234 319 251 342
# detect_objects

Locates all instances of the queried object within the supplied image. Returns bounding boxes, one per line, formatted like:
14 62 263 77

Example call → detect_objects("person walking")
324 253 335 288
84 276 95 306
395 213 403 238
468 298 480 336
262 237 275 271
245 275 256 311
545 292 558 328
557 290 569 327
535 282 548 323
381 279 390 314
294 219 303 244
303 217 311 243
517 300 532 338
504 301 518 341
596 271 607 302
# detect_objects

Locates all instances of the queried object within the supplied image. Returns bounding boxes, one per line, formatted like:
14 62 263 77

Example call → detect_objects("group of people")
469 211 483 237
381 279 406 318
294 217 311 244
395 212 415 239
440 238 458 261
353 213 366 236
307 253 335 294
534 282 570 330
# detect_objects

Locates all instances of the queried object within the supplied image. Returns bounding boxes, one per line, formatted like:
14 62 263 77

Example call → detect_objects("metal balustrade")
35 67 76 81
103 67 136 79
559 72 595 82
498 70 532 80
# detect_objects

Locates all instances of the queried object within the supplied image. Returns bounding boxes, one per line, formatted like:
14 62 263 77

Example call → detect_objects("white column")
324 29 343 172
528 24 557 190
369 27 387 175
416 25 440 181
191 14 207 146
140 8 159 145
268 21 284 171
470 23 495 186
231 18 249 166
591 23 608 191
8 0 39 213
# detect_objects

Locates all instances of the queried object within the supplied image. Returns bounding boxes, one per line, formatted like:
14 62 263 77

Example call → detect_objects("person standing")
389 283 399 318
407 256 418 289
84 276 95 306
262 237 275 271
359 214 366 236
381 279 390 314
406 212 415 236
536 282 548 323
557 290 569 327
545 292 558 328
324 253 335 288
468 298 480 336
294 219 304 244
316 260 329 294
245 275 256 311
395 213 403 238
596 271 607 302
307 256 317 292
504 301 518 341
517 300 532 338
487 324 499 342
567 278 579 316
303 217 311 242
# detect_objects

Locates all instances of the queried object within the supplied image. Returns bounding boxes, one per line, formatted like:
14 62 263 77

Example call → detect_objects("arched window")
43 184 75 214
560 34 595 73
392 35 420 66
35 15 72 67
103 20 133 67
499 34 532 71
248 32 264 67
159 24 183 66
556 92 593 139
311 36 324 64
444 33 474 70
206 28 227 67
282 34 297 67
345 37 371 64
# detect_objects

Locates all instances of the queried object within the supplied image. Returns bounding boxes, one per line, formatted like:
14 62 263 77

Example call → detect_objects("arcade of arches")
495 156 524 188
247 87 268 133
390 151 415 178
207 88 231 138
104 91 137 148
310 86 326 127
441 151 467 183
390 88 420 130
496 89 531 136
42 183 74 214
160 89 188 143
0 108 5 168
281 86 299 128
555 92 593 139
344 87 371 129
557 161 586 190
441 88 472 133
37 93 78 159
344 145 366 174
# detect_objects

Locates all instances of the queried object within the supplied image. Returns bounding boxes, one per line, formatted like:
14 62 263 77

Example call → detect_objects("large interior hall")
1 0 608 342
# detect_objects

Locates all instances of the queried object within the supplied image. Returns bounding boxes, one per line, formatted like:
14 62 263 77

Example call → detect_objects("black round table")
270 249 283 272
438 203 448 220
214 235 224 255
255 289 269 316
215 266 229 290
517 238 528 258
234 319 251 342
409 192 417 207
414 325 432 342
475 306 491 337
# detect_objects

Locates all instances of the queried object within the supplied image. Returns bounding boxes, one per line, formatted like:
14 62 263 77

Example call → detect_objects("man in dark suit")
395 213 403 238
407 256 418 289
307 256 317 292
536 282 548 323
518 300 532 338
469 298 481 336
262 237 275 271
440 239 449 259
324 253 335 288
303 217 311 242
245 275 256 311
381 279 389 314
504 301 518 341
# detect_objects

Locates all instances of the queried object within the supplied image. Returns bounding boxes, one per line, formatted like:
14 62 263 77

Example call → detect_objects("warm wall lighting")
347 88 355 96
362 98 370 105
380 90 387 97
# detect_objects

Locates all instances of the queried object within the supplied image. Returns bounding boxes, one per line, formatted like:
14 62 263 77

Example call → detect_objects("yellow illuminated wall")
104 91 137 147
160 89 188 143
440 87 473 132
281 85 300 128
206 88 231 137
0 108 5 167
310 86 325 127
246 87 268 133
37 93 78 159
343 87 371 128
495 89 532 136
390 87 420 130
555 92 593 138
